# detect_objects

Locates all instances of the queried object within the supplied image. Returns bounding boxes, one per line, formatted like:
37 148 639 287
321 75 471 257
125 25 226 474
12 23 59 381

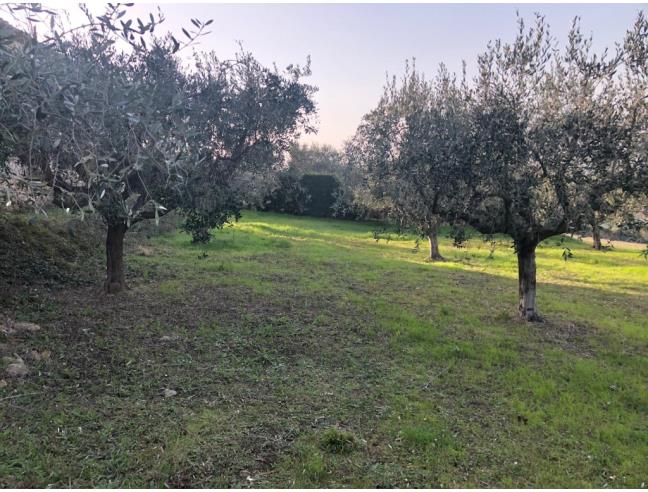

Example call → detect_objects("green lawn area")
1 211 647 487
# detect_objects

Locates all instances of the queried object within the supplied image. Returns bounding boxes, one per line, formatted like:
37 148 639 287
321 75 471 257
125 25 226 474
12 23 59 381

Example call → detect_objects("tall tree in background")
262 143 356 218
287 143 344 176
348 63 472 261
180 51 316 242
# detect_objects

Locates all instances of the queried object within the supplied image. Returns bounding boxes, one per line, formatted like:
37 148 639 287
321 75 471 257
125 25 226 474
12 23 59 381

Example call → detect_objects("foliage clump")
261 143 358 219
319 427 359 454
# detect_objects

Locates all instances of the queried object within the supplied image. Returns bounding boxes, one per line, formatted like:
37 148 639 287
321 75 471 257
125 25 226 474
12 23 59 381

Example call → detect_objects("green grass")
1 210 647 487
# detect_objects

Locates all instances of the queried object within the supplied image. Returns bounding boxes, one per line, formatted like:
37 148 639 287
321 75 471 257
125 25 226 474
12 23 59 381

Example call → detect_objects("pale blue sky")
80 4 647 148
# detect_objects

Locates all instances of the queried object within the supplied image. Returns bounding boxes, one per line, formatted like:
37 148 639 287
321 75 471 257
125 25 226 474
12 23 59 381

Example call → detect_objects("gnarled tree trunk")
104 222 128 293
591 219 602 251
516 241 541 321
427 228 444 261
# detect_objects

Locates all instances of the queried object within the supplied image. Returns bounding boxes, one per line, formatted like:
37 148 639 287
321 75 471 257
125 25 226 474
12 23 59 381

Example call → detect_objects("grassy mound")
0 212 103 293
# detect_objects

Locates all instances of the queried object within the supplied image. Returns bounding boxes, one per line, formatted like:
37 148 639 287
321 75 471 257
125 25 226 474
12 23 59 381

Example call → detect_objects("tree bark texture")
516 242 541 321
427 229 444 261
591 220 602 251
104 222 127 293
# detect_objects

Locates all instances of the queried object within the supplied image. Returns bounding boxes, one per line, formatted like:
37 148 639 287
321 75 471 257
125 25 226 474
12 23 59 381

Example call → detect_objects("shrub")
300 174 341 218
319 427 359 454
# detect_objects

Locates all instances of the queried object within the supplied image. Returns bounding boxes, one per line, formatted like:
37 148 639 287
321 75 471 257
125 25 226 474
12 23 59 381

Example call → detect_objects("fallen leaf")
0 323 14 335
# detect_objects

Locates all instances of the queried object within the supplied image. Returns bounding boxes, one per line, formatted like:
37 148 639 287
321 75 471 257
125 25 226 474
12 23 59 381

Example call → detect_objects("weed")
320 427 359 454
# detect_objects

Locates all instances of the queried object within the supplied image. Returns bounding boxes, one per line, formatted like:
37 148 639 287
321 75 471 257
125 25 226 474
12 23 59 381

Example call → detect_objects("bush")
262 172 308 215
319 427 359 454
299 174 341 218
262 173 343 218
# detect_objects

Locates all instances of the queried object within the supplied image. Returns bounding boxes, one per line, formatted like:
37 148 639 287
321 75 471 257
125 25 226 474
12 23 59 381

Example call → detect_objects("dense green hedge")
263 173 341 218
299 174 340 217
262 173 307 214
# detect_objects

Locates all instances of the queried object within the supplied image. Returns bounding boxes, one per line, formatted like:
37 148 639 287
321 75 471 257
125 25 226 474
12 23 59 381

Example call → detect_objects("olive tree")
0 14 58 203
1 4 316 292
179 51 316 242
1 5 195 290
348 64 472 260
584 11 648 251
466 14 647 320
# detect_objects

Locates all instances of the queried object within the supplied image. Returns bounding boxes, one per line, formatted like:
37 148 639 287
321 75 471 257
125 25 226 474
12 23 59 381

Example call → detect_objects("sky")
33 3 648 149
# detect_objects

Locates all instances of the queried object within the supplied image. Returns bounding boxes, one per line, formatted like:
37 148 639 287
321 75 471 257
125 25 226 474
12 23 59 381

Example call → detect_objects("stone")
26 350 42 361
6 360 29 378
13 322 41 333
0 320 42 335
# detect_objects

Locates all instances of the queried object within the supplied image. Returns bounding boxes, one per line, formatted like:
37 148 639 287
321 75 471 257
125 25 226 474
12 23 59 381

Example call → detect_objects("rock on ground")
5 357 29 377
0 319 42 335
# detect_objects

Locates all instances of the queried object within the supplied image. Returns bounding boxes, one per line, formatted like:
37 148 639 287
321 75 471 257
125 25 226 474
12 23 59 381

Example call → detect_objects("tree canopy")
0 4 316 291
347 63 472 260
349 12 647 320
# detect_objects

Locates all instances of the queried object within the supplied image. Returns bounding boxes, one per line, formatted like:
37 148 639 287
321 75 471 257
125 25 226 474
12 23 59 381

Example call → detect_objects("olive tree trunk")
104 223 128 293
516 241 541 321
591 219 602 251
427 228 444 261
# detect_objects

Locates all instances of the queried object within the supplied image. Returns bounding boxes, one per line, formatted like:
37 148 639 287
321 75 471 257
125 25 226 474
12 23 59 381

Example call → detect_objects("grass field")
1 211 647 487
